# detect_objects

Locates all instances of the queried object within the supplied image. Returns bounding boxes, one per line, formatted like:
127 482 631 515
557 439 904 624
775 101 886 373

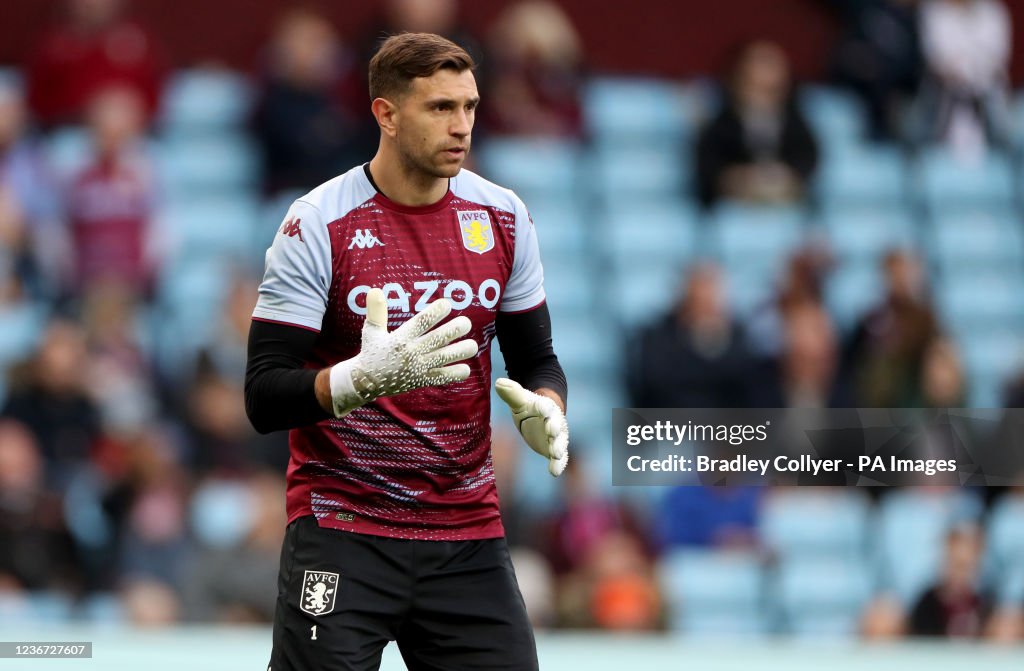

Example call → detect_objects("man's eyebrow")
425 95 480 106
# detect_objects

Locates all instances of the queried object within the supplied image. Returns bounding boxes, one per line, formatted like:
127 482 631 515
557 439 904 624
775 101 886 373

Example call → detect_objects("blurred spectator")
0 420 80 592
120 577 181 627
917 337 965 407
918 0 1012 155
81 283 158 433
252 9 371 196
65 86 158 298
368 0 482 62
195 275 258 383
538 457 651 576
860 593 908 639
557 530 663 630
2 320 101 486
751 300 853 408
481 1 585 138
0 81 65 297
831 0 924 141
909 524 993 637
25 0 166 127
746 247 832 360
627 264 753 408
489 426 536 548
846 250 939 407
183 471 284 622
695 40 819 207
117 431 190 589
657 486 761 549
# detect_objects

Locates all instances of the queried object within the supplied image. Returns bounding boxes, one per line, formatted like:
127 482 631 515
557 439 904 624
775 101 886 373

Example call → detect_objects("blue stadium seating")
584 77 701 149
159 69 253 132
477 139 581 200
160 194 261 259
801 86 866 147
825 262 885 330
987 496 1024 579
917 149 1015 209
159 134 259 196
822 205 916 263
930 207 1024 270
591 145 688 204
817 145 908 205
875 490 983 605
773 557 873 637
760 490 871 561
936 269 1024 330
660 549 766 635
601 199 700 266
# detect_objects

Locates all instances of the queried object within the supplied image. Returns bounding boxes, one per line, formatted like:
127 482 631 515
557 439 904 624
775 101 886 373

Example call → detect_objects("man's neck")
368 150 449 207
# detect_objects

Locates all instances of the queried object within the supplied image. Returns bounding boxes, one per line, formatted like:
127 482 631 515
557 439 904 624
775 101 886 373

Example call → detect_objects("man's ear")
372 97 398 138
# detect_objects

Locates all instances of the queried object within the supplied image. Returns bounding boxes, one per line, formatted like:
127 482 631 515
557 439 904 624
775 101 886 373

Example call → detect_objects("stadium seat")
159 194 261 259
711 203 806 266
936 269 1024 330
542 257 596 318
605 260 684 327
44 126 92 178
591 145 688 204
822 205 916 264
930 208 1024 270
527 196 588 257
759 489 871 561
800 86 866 146
957 329 1024 398
0 301 46 369
659 549 766 635
875 490 984 604
584 77 701 149
825 261 884 330
159 134 259 195
773 557 873 637
477 138 581 200
160 68 254 132
817 145 908 205
987 495 1024 577
601 199 700 266
917 149 1015 209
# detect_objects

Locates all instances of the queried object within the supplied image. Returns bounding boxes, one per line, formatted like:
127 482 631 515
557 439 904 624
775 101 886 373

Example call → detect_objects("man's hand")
324 288 479 417
495 378 569 477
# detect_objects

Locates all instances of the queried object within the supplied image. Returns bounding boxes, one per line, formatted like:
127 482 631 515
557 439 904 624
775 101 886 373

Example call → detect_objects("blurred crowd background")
2 0 1024 646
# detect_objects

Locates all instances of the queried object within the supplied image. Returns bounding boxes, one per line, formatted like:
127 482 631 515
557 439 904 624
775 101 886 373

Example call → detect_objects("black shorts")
267 516 538 671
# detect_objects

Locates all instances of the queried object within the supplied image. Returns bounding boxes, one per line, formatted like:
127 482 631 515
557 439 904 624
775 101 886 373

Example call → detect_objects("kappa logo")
301 570 339 616
349 229 384 249
457 211 494 254
279 216 304 242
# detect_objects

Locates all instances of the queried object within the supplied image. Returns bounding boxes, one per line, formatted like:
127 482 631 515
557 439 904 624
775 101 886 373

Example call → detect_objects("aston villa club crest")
300 570 339 616
457 210 494 254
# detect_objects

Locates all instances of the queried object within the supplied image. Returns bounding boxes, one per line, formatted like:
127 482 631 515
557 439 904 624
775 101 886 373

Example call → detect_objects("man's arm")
245 320 331 434
494 303 567 408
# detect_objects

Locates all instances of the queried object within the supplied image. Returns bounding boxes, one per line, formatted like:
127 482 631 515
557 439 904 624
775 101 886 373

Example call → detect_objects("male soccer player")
244 33 568 670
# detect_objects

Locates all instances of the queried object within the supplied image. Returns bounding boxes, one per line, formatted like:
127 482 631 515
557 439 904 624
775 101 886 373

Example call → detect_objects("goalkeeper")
244 32 566 671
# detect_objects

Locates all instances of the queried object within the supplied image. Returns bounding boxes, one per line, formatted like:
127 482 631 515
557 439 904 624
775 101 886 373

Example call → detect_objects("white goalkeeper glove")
495 377 569 477
329 288 479 417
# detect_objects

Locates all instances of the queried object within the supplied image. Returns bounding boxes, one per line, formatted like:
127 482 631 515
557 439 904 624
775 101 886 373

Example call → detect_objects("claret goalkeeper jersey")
252 165 546 540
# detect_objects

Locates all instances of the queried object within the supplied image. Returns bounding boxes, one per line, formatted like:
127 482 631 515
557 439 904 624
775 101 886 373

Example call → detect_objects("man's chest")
322 200 516 333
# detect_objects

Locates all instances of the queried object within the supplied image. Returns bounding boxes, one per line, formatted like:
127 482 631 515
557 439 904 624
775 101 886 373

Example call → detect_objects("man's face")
392 68 478 179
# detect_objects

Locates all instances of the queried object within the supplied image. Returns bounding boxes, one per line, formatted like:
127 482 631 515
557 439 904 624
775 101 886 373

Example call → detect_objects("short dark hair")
368 32 475 101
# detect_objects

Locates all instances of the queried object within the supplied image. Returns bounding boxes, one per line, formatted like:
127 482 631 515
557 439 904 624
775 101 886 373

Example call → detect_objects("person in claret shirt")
65 86 157 299
25 0 166 128
245 33 568 671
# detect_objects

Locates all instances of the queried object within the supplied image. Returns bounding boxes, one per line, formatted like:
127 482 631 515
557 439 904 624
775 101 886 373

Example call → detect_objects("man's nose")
451 109 471 137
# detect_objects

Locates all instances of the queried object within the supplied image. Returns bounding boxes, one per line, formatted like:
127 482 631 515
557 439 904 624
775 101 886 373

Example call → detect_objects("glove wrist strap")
329 359 368 418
